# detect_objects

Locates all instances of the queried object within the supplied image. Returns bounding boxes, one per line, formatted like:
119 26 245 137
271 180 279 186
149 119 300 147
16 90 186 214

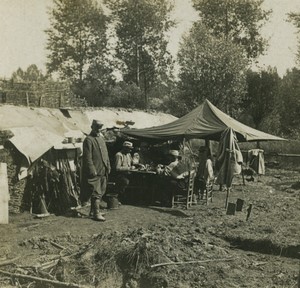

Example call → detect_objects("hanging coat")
215 128 243 188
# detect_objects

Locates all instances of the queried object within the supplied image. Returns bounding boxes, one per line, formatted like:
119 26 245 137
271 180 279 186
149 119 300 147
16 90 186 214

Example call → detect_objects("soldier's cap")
123 141 133 149
91 119 104 128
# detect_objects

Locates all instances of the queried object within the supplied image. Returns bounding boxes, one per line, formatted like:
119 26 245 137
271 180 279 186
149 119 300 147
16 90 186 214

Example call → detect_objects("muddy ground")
0 167 299 288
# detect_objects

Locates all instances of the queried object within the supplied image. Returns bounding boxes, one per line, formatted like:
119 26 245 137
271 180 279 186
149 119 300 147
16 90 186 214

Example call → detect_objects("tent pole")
225 187 230 209
241 168 245 186
182 137 186 157
205 139 210 149
205 139 212 160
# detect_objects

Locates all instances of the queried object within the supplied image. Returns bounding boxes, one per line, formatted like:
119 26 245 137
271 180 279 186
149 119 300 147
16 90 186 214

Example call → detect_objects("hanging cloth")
216 128 243 188
248 149 265 175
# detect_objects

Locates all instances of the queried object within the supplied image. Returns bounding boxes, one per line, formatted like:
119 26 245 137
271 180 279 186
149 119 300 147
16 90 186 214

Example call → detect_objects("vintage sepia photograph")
0 0 300 287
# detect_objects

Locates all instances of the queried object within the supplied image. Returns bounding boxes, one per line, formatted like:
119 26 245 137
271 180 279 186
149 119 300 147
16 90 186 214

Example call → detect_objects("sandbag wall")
0 131 28 213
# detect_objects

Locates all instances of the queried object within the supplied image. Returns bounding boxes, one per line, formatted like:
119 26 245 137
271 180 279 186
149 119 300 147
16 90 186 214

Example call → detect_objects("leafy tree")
11 65 48 82
288 12 300 65
177 22 248 116
103 82 144 108
105 0 175 108
279 68 300 137
45 0 108 84
288 12 300 29
154 87 188 117
147 77 177 110
192 0 271 59
11 68 25 82
72 58 117 106
242 67 280 129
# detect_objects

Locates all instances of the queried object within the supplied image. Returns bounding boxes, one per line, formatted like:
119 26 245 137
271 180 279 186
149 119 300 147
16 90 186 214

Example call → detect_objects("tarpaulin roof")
9 127 63 166
7 127 64 179
0 105 176 136
0 105 176 178
121 99 286 142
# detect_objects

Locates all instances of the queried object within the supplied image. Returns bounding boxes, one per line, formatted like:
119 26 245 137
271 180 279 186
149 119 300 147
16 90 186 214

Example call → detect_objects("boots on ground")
93 198 106 221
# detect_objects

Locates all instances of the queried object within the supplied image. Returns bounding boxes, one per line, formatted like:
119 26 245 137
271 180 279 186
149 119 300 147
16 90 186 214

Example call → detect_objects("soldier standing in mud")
80 119 111 221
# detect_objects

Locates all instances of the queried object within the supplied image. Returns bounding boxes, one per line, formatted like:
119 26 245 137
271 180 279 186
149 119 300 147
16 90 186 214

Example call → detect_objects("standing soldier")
81 120 111 221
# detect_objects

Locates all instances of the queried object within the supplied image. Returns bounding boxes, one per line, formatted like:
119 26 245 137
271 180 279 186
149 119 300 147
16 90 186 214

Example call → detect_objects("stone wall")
0 81 87 108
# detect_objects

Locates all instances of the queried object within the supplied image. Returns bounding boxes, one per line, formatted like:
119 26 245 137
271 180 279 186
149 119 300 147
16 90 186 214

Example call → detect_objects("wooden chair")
198 179 213 205
205 181 213 205
172 170 196 209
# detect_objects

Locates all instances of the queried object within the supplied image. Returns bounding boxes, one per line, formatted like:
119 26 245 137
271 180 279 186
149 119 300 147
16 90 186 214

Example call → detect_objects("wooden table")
127 169 158 205
129 169 157 175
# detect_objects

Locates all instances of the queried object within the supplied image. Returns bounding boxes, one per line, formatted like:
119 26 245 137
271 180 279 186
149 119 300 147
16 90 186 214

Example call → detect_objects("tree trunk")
136 43 140 87
225 0 229 40
79 65 83 83
144 72 148 109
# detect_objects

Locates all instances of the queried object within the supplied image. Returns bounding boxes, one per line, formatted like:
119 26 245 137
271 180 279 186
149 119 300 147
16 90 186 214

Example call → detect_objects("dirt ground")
0 167 299 288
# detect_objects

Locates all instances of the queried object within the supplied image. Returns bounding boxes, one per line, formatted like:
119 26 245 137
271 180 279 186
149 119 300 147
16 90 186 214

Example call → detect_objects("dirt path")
0 168 299 287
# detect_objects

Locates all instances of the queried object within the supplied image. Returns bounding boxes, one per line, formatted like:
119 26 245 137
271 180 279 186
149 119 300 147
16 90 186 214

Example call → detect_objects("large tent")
121 99 285 142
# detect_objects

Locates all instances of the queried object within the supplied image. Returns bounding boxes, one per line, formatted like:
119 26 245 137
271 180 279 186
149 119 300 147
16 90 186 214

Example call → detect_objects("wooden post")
246 204 253 221
39 95 43 107
225 187 230 209
241 165 245 186
226 202 236 215
236 198 244 211
0 163 10 224
59 92 62 107
26 92 29 107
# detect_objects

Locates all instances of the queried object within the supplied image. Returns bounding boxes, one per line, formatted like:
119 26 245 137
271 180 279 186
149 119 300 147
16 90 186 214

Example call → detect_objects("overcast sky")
0 0 299 78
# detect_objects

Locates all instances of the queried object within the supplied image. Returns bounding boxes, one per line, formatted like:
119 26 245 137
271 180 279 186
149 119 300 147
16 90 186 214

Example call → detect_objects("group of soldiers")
80 119 215 221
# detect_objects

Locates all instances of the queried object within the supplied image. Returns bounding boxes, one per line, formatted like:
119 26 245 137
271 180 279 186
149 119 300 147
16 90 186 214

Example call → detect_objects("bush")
103 82 144 108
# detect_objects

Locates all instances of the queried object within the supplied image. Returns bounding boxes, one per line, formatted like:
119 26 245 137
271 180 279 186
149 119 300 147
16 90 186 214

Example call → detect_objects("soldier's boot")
192 193 197 204
89 199 94 218
93 199 106 222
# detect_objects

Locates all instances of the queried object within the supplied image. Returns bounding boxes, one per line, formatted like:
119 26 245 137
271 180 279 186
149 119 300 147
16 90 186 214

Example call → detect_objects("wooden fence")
0 81 87 108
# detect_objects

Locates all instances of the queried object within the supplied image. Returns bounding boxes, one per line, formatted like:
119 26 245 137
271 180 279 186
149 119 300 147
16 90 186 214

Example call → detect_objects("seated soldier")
131 146 145 169
132 148 140 166
136 142 152 167
157 150 189 206
114 141 135 202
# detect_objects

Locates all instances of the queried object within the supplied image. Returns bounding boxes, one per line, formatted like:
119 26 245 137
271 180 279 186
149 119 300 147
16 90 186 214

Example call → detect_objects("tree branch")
0 269 88 288
150 257 235 268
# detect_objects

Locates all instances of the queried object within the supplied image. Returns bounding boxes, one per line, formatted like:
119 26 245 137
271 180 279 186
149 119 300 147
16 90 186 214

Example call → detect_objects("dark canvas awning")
121 99 285 142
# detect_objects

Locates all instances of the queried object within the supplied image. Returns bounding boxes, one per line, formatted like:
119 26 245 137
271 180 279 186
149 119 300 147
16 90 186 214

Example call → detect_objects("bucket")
106 194 119 209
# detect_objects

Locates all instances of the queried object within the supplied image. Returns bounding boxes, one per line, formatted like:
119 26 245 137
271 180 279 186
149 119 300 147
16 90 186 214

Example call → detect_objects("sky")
0 0 300 79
